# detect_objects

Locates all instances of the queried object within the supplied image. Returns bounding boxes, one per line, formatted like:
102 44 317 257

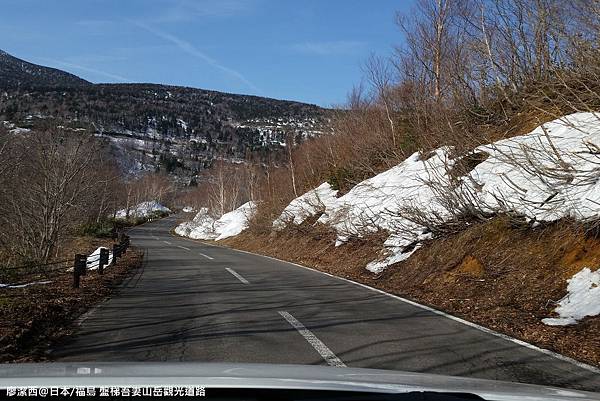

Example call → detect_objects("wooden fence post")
73 254 87 288
98 248 109 275
112 243 119 265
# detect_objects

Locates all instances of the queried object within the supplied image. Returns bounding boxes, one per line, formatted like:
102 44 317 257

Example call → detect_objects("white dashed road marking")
177 245 190 251
278 311 346 368
225 268 249 284
199 252 214 260
163 240 171 245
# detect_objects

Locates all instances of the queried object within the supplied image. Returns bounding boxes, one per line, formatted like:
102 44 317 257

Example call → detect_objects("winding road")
51 215 600 392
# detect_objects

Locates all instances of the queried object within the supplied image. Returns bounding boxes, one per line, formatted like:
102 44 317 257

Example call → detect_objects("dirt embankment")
0 239 144 363
224 217 600 367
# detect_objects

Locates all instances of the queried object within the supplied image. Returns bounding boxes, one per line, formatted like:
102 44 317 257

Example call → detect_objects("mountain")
0 50 329 183
0 50 90 88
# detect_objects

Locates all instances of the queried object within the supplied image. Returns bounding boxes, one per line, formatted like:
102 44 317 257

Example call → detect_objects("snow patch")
86 247 114 271
214 202 257 240
542 267 600 326
273 182 338 230
0 280 52 289
317 148 453 271
174 208 217 240
175 202 256 241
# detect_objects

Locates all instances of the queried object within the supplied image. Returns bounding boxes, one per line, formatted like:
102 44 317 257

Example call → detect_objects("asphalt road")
52 215 600 391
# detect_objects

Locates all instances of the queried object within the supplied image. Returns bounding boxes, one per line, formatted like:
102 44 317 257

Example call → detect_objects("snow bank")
182 206 194 213
283 112 600 273
86 247 113 271
174 208 217 240
468 112 600 222
116 201 171 219
542 267 600 326
175 202 256 241
214 202 257 240
273 182 338 230
318 148 451 273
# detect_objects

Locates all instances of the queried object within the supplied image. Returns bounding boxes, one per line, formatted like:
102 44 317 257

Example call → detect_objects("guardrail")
72 234 130 288
1 233 131 289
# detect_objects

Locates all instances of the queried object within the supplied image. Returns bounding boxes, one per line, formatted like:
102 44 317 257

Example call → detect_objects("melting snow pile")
469 113 600 221
115 201 171 219
175 202 256 241
86 247 114 270
273 182 338 230
317 148 451 272
275 113 600 273
542 267 600 326
174 208 217 240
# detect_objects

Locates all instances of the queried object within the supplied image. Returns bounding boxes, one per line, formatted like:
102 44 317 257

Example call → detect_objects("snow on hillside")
469 113 600 221
542 267 600 326
115 201 171 219
175 202 256 241
275 113 600 274
317 148 452 272
273 182 338 230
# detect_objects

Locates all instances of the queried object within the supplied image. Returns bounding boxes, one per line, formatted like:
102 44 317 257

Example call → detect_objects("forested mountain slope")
0 50 329 182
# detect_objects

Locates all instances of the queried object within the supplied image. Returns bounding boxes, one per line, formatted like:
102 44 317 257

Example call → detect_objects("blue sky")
0 0 410 106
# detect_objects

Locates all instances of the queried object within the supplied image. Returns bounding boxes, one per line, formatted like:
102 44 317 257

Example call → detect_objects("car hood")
0 362 598 401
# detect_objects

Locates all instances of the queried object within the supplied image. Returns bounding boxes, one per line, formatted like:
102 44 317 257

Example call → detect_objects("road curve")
51 216 600 392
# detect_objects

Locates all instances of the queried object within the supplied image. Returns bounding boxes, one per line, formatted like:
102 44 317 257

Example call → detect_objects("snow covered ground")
175 202 256 241
115 201 171 219
317 148 450 272
468 113 600 222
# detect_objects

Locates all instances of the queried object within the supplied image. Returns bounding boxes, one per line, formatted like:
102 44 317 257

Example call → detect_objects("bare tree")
0 130 112 263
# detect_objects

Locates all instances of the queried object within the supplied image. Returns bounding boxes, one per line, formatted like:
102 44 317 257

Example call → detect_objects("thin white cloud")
155 0 251 23
36 58 131 82
291 41 367 56
77 0 252 26
133 21 260 93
